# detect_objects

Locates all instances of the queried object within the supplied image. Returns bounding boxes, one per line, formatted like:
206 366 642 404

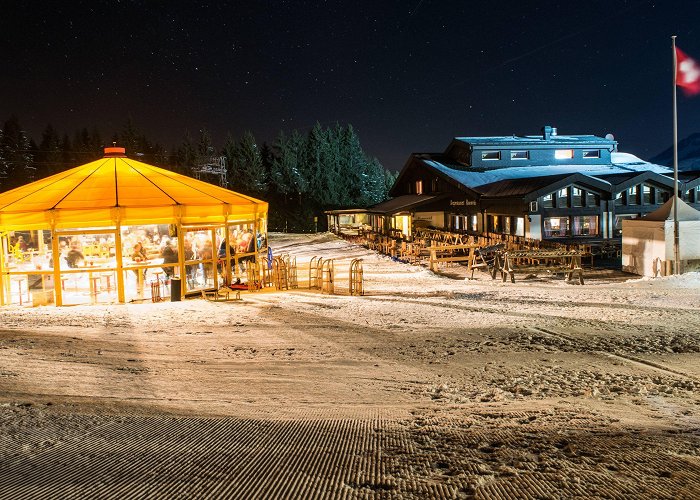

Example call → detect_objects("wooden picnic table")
428 243 489 277
493 250 585 284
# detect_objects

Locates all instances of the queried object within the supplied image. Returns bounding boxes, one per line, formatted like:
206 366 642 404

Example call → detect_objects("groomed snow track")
1 414 392 499
1 409 699 499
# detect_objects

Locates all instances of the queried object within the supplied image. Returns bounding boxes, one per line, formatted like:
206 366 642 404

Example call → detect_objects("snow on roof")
421 151 672 190
453 134 614 146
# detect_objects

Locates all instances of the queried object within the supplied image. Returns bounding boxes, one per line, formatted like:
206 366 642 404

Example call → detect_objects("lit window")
543 217 570 237
558 187 569 208
511 150 529 160
586 192 599 206
583 150 600 159
572 187 582 207
555 149 574 159
482 151 500 160
572 216 599 236
628 185 639 205
416 180 423 195
542 193 554 208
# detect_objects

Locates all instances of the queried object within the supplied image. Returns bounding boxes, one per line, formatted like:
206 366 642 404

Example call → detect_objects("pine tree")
222 132 238 189
197 128 214 158
341 124 368 206
119 118 141 156
27 139 39 184
229 131 266 196
151 143 170 167
0 115 33 191
37 124 64 177
61 134 74 168
306 122 333 207
270 130 308 202
73 127 102 164
260 142 273 193
175 131 198 176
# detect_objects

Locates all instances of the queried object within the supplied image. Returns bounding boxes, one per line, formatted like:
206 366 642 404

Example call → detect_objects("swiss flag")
676 47 700 96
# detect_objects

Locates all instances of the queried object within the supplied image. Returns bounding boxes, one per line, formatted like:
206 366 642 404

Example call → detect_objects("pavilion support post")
112 208 126 304
224 224 232 286
0 234 7 306
114 225 125 304
50 222 63 307
211 227 218 288
176 221 185 300
253 215 259 269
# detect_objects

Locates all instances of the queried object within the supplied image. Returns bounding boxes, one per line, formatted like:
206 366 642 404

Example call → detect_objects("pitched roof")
0 155 268 229
475 173 609 198
417 152 670 192
369 194 446 214
452 134 614 147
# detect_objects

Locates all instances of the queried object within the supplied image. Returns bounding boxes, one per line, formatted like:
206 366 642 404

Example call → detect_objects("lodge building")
329 126 700 243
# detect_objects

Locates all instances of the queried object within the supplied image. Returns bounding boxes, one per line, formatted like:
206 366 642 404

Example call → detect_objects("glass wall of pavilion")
0 215 268 307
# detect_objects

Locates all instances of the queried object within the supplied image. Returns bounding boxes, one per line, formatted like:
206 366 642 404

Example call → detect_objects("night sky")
2 1 700 170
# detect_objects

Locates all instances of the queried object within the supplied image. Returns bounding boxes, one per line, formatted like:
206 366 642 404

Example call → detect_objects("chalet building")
331 126 680 243
680 171 700 209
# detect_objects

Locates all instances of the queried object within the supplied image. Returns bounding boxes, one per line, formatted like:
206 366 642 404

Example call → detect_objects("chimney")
104 146 127 158
542 125 554 141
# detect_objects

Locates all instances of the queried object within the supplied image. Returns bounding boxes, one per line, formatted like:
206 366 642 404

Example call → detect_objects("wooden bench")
201 287 242 302
428 243 489 278
494 250 584 284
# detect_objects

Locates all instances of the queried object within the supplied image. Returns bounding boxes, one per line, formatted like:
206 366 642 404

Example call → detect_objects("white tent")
622 198 700 276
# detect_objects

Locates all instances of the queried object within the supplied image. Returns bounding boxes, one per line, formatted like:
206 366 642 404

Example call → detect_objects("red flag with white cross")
676 47 700 96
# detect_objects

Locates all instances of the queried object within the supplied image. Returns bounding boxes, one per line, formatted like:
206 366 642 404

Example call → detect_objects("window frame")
572 187 583 207
628 185 639 206
481 151 501 161
557 187 570 208
542 193 554 208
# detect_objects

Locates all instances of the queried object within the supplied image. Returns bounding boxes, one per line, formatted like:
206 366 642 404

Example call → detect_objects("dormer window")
511 150 529 160
482 151 500 160
583 150 600 159
416 180 423 195
615 191 625 206
586 192 599 206
572 187 583 207
558 187 570 207
555 149 574 160
628 185 639 205
542 193 554 208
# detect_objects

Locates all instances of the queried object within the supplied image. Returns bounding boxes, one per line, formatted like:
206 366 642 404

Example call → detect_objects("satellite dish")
605 133 615 141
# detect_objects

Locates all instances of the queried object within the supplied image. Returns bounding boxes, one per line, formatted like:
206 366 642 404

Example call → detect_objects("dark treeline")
0 115 397 232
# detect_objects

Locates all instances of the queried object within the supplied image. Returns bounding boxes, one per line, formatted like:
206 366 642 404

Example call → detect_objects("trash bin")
170 278 182 301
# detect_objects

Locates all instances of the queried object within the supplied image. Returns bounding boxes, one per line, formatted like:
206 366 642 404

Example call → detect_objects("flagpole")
672 35 680 275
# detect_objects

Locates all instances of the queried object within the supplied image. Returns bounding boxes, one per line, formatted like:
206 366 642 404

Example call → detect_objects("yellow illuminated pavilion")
0 147 268 306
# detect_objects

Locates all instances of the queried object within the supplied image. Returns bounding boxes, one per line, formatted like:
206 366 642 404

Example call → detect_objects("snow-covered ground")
1 232 699 498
